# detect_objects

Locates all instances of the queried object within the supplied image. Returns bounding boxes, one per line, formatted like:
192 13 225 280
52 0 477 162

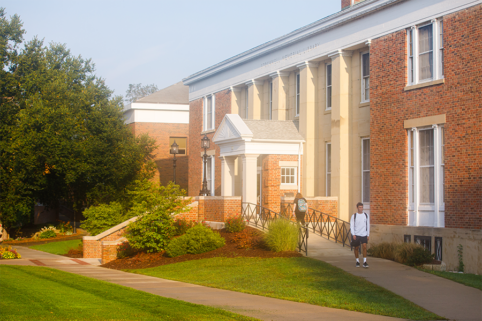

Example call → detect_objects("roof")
137 81 189 105
243 120 303 141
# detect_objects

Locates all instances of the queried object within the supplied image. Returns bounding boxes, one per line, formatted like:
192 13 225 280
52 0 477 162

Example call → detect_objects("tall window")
169 137 187 155
326 64 332 110
269 81 273 120
408 125 445 227
407 19 444 85
362 138 370 203
361 53 370 102
295 73 300 116
204 95 215 130
281 167 296 185
204 156 214 196
326 143 331 196
245 87 249 119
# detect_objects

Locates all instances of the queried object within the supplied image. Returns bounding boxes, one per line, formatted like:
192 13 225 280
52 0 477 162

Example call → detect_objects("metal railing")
241 202 308 256
280 203 353 248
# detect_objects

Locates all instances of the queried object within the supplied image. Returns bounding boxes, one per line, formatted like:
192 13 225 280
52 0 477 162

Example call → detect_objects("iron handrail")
280 202 353 249
241 202 308 256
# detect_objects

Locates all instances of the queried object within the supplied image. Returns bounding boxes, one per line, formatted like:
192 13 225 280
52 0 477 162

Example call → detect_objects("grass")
420 269 482 291
0 265 257 321
129 257 443 320
29 239 82 255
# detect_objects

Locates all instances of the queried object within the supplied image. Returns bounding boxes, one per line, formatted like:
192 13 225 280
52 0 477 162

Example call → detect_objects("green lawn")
29 239 82 255
421 269 482 291
130 257 443 320
0 265 257 321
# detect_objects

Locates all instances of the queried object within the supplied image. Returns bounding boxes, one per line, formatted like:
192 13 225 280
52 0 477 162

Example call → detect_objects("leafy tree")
0 9 156 231
125 83 158 103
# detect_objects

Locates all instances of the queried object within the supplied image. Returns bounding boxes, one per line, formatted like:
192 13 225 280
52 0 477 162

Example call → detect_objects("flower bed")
0 245 21 259
3 232 83 245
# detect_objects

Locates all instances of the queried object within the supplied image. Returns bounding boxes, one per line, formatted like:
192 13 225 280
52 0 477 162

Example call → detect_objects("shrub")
225 215 246 233
406 246 434 266
56 220 73 234
368 242 434 266
0 246 22 259
173 217 196 236
117 241 137 259
81 202 127 236
166 224 225 257
264 219 298 252
367 242 398 261
39 230 56 239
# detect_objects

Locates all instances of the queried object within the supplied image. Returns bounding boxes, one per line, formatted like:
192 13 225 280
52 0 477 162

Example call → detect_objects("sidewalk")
3 247 401 321
306 233 482 321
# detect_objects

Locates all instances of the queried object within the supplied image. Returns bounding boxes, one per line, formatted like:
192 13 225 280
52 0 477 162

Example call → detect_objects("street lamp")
170 140 179 184
199 134 210 196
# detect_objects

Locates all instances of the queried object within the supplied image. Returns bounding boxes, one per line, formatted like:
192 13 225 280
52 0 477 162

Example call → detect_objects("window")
361 53 370 102
408 125 445 227
326 143 331 196
326 64 332 110
169 137 187 155
269 81 273 120
245 87 249 119
362 138 370 203
204 95 215 130
281 167 296 185
295 73 300 116
407 19 444 85
203 156 215 196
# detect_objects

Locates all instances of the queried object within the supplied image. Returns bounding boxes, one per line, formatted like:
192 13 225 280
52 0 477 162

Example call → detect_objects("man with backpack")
292 193 307 225
350 202 370 268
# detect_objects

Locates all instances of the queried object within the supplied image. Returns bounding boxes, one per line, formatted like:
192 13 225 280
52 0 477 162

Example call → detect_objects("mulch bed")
103 226 302 270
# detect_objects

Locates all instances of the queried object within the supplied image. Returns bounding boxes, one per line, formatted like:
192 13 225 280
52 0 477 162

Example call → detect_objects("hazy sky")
4 1 340 98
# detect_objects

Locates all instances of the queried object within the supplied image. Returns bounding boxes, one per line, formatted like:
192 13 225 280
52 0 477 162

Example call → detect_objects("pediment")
213 114 253 144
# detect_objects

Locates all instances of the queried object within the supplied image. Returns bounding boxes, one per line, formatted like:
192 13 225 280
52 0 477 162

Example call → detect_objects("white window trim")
408 125 445 227
269 81 273 120
407 19 444 86
203 94 215 131
280 167 297 185
326 142 331 196
361 137 370 208
361 52 370 103
295 73 300 116
326 64 332 110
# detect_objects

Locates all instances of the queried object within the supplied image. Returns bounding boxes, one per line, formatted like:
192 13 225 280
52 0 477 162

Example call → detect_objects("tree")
0 9 156 231
125 83 158 103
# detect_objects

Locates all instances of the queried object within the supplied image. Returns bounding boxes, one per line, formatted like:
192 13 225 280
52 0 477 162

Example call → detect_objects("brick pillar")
297 61 318 198
329 50 352 221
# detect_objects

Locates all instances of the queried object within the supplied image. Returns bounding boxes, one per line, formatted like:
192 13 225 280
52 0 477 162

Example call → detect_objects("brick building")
124 81 190 191
183 0 482 272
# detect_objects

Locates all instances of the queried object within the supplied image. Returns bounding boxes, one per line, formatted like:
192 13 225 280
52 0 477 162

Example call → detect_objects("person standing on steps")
292 193 308 225
350 202 370 268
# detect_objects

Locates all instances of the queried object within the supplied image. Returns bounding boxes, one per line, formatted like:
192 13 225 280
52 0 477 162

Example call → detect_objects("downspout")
298 142 302 193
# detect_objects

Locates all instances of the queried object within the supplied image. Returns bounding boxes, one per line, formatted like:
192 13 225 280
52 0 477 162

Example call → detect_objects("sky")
3 1 340 98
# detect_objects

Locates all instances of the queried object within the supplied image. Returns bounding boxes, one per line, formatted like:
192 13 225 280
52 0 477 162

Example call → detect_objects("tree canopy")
125 83 159 103
0 9 156 230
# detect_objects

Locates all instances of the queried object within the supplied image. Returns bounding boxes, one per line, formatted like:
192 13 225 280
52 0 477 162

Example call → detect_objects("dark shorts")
354 236 368 245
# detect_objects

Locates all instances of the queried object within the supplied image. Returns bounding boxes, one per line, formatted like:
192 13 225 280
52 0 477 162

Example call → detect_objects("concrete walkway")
306 232 482 321
2 247 401 321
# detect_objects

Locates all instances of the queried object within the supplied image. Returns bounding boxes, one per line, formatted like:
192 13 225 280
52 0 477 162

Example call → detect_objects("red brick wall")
262 155 301 213
203 197 241 222
188 90 232 196
281 197 338 221
83 227 127 258
370 5 482 229
129 122 189 192
101 242 120 264
341 0 364 10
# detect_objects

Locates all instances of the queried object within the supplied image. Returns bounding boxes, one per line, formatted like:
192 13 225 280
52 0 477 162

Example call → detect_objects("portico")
213 114 304 207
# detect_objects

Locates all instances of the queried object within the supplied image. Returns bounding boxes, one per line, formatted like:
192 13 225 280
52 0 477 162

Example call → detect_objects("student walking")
350 202 370 268
292 193 308 225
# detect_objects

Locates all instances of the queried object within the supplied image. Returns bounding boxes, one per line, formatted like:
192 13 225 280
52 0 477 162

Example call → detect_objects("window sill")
324 109 332 115
280 184 298 190
201 129 215 135
359 101 370 108
404 78 445 91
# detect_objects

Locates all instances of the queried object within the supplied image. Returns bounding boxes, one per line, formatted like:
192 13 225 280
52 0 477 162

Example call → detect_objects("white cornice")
269 71 290 79
328 50 353 59
296 61 319 70
245 79 264 87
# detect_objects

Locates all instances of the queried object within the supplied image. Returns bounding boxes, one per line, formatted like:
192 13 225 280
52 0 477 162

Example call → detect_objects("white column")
245 80 263 120
220 156 236 196
242 154 259 204
269 71 290 120
412 127 419 226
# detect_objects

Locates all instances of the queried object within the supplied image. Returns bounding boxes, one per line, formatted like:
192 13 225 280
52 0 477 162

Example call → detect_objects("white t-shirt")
350 212 370 237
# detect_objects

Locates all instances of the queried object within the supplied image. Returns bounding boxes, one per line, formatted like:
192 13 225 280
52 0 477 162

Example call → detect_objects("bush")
173 217 196 236
264 219 298 252
166 224 225 257
56 220 73 234
39 230 56 239
117 241 137 259
368 242 434 266
0 246 21 259
225 215 246 233
81 202 127 236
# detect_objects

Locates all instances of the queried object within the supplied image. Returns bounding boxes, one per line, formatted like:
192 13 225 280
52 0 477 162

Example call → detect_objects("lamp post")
170 140 179 184
199 134 210 196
